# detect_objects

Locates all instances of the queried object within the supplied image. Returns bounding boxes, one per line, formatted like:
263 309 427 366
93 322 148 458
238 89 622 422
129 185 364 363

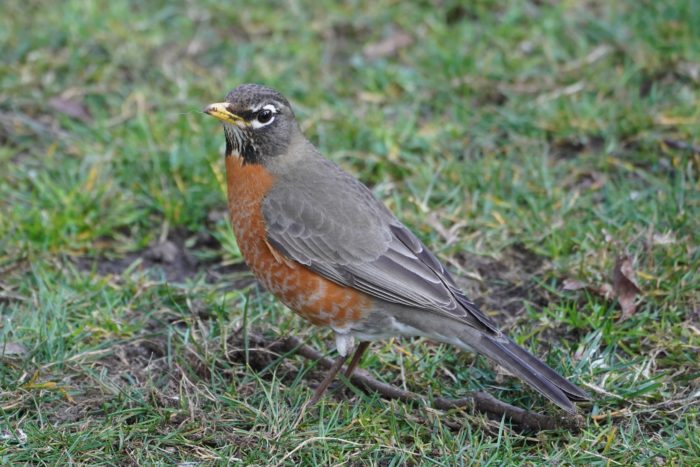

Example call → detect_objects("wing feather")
262 157 498 332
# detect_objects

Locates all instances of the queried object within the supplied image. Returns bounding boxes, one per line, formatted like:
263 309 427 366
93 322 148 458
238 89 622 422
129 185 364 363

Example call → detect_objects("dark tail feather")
501 338 590 402
476 335 590 413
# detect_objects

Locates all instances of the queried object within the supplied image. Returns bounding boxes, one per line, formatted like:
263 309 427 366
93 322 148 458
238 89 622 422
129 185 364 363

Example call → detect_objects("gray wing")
262 157 498 333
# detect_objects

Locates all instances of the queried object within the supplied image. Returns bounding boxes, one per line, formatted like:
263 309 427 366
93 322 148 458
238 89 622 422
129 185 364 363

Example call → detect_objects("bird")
203 83 589 413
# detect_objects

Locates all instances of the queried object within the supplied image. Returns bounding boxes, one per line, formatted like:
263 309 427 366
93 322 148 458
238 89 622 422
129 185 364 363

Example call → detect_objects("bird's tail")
475 334 590 413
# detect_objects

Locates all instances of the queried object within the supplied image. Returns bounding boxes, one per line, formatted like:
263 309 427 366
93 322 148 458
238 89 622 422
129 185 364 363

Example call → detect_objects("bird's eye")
257 109 273 124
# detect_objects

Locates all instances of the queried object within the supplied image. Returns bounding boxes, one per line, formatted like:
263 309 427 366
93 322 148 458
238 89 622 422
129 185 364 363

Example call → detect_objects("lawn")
1 0 699 464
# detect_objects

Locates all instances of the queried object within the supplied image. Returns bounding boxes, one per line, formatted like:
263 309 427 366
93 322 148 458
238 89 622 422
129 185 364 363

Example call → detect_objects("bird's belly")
226 157 369 327
232 211 368 327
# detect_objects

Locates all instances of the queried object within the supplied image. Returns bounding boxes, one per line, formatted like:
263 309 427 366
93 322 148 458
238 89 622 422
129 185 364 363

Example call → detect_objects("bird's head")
204 84 299 164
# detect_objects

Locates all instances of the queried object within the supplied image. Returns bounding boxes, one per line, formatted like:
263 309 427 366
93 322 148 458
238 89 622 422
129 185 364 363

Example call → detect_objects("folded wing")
262 157 498 333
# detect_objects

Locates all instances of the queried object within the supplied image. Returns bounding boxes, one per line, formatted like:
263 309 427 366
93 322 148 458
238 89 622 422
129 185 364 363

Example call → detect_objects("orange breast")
225 156 369 327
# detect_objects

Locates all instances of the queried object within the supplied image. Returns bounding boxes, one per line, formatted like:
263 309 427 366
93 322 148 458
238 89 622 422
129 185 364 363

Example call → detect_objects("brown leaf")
49 96 92 123
613 255 641 320
363 30 413 59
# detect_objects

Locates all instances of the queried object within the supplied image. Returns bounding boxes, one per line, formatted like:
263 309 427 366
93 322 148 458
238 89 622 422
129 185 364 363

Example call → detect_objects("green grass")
1 0 699 464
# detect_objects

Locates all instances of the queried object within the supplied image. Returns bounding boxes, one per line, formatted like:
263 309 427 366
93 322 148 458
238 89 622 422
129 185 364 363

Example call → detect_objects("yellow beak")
203 102 244 125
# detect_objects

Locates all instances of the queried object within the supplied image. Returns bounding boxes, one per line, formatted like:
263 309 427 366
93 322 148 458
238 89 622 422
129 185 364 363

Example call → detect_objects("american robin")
203 83 589 413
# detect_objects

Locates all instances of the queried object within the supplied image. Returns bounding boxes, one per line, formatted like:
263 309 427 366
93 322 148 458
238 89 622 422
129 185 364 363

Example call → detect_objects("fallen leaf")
613 255 641 320
1 342 27 357
363 30 413 59
49 96 92 123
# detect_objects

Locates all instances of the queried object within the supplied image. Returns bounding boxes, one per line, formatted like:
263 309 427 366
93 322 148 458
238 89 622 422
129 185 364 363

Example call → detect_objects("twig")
261 335 584 432
433 393 582 432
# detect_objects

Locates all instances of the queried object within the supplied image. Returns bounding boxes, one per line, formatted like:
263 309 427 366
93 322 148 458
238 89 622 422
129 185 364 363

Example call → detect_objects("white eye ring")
251 104 277 129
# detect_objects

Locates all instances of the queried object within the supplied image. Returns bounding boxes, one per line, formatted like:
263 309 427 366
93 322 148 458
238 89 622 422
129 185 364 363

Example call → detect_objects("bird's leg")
307 335 368 406
307 353 347 406
343 341 369 378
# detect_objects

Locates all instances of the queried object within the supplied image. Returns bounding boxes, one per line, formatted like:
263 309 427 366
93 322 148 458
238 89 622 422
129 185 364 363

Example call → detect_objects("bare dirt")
73 228 254 289
455 243 549 318
453 244 589 351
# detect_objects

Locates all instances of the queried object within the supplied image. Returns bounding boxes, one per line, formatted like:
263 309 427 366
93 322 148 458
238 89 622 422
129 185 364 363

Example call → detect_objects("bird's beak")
203 102 244 125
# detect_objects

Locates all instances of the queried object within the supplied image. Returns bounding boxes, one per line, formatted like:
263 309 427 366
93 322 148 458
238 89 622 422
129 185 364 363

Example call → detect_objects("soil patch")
73 228 254 289
548 133 605 160
454 245 590 347
454 243 549 322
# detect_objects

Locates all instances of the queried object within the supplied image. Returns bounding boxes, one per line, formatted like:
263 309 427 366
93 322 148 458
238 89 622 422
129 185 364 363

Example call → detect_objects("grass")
1 0 699 464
